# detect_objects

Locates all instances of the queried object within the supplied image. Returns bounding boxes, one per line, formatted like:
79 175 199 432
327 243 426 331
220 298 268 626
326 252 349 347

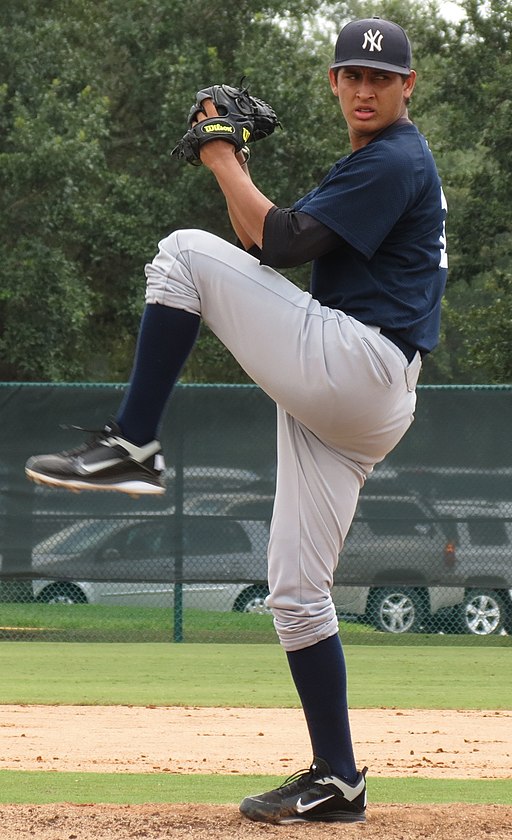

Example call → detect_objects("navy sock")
286 634 357 782
116 304 200 445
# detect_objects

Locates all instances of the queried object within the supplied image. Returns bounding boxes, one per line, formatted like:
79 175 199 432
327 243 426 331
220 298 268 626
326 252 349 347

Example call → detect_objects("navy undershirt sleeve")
259 207 342 268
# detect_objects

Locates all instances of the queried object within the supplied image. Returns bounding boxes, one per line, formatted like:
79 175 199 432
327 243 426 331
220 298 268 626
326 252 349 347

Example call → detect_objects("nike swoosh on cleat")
295 794 335 813
76 457 123 474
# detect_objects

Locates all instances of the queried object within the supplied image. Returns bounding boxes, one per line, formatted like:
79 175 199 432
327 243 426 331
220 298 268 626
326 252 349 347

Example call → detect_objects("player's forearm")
225 159 256 249
208 155 274 248
227 200 254 249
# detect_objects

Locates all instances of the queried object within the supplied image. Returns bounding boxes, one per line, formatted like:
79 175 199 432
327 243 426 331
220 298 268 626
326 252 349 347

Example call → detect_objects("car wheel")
461 589 506 636
369 587 426 634
36 583 88 605
233 585 270 614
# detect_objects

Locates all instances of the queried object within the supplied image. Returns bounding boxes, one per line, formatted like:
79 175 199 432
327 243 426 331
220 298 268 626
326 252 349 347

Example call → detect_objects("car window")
465 519 509 547
106 522 165 555
184 519 251 554
358 499 432 537
44 521 107 554
128 523 166 553
95 517 253 557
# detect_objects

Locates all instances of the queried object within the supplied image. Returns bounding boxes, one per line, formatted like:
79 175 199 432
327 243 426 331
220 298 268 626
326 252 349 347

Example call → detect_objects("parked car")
30 493 470 634
191 491 464 634
432 502 512 635
31 516 269 613
332 494 463 633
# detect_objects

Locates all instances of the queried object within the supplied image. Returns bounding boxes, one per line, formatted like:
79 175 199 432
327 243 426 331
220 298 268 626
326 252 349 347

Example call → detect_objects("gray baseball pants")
145 229 422 651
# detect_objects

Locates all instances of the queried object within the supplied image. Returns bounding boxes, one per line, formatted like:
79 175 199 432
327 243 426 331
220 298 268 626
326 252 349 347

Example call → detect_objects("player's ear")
328 67 339 96
403 70 417 101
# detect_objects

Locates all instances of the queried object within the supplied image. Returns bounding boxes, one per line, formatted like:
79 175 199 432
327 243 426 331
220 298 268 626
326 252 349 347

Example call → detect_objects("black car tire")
36 582 88 605
369 586 427 634
232 585 270 614
461 589 507 636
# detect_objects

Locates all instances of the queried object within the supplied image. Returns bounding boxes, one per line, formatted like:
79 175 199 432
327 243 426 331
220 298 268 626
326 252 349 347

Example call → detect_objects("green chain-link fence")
0 383 511 644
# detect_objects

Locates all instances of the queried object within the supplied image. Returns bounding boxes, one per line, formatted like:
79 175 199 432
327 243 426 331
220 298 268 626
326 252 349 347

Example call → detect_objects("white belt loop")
366 324 421 386
405 353 422 391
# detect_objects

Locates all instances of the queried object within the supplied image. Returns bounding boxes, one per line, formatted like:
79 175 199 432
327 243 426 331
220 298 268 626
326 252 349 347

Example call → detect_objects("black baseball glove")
171 114 254 167
171 81 280 166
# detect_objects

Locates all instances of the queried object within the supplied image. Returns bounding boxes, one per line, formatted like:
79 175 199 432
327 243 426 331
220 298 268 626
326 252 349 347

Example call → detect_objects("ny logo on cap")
362 28 383 52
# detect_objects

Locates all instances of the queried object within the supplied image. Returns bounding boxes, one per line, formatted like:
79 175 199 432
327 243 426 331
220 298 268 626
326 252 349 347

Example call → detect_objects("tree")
0 0 335 382
416 0 512 382
1 0 511 383
0 20 110 379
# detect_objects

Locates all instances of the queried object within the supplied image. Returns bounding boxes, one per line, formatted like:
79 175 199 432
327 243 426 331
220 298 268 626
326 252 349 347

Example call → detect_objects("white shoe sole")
25 468 165 498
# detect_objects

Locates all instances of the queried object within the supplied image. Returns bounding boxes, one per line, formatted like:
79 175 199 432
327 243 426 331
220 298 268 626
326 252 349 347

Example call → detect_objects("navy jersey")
293 122 447 354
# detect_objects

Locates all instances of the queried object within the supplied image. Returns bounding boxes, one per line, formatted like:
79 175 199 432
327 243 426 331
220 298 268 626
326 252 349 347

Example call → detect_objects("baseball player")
26 18 447 824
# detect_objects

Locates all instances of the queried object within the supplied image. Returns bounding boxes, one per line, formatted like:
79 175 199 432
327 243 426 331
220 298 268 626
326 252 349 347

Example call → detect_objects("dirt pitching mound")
1 803 511 840
1 706 510 840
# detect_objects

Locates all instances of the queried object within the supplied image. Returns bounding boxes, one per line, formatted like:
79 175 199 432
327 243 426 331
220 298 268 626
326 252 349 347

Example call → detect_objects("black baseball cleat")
25 421 165 497
239 757 367 824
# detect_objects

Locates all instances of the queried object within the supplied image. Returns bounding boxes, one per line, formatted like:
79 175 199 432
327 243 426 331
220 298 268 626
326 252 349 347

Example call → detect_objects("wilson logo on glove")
202 122 235 134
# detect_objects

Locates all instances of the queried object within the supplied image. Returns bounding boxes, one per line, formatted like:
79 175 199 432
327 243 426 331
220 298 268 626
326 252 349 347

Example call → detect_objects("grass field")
2 602 511 645
1 641 510 708
0 770 510 806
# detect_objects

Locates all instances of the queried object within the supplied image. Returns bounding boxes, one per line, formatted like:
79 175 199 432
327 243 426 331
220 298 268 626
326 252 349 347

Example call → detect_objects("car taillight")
444 541 457 568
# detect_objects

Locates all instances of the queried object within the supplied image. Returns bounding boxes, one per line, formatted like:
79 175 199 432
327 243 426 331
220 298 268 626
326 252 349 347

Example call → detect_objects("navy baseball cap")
331 18 412 75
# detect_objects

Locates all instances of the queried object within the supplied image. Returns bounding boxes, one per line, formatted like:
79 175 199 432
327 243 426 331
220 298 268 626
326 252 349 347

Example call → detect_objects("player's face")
329 66 416 150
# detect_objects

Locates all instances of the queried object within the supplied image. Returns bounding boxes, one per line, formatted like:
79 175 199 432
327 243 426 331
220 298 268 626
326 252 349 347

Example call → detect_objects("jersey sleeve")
295 142 421 259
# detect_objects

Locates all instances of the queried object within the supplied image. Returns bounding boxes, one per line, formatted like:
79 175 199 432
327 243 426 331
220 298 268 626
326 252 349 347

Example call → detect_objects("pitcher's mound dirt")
0 705 510 777
0 706 510 840
1 803 512 840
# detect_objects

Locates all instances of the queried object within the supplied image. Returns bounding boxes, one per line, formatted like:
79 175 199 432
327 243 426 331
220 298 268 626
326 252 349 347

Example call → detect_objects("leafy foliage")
0 0 511 383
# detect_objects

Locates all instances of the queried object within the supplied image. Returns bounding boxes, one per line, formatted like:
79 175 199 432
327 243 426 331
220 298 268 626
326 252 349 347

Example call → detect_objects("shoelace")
277 766 316 794
58 424 113 457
